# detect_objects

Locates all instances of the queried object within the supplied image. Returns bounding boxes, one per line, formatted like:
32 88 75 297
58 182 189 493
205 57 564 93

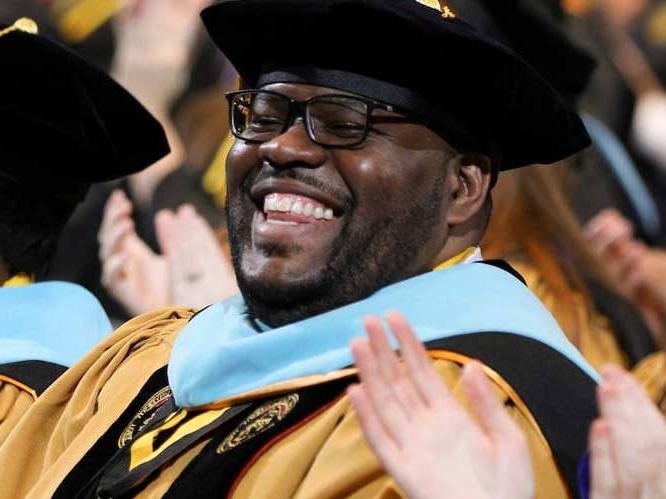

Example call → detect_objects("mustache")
245 167 354 210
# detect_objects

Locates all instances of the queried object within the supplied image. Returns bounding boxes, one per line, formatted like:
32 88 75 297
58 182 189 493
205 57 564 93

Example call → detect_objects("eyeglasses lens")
231 92 289 142
307 97 369 146
231 92 370 146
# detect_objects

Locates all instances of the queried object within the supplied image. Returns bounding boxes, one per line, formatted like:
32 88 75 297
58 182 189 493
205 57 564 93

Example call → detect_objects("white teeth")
278 198 292 212
291 200 304 215
264 195 278 212
263 194 335 221
267 219 298 226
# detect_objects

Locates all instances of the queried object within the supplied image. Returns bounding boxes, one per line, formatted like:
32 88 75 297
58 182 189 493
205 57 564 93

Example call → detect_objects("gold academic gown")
0 276 35 445
0 307 594 499
511 261 629 370
0 276 53 446
633 351 666 412
0 380 35 446
0 278 110 447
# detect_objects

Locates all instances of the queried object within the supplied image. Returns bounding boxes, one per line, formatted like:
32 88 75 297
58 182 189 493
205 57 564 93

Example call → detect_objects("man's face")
226 83 460 326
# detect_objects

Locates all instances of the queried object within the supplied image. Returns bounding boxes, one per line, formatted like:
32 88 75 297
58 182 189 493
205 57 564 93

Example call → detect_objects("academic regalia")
0 2 598 498
509 260 628 369
0 17 169 441
0 281 112 445
0 262 598 499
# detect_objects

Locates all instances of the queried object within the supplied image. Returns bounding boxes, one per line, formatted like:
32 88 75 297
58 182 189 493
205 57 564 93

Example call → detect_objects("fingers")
585 209 634 256
590 420 618 499
364 316 422 412
101 252 129 290
462 362 522 442
155 209 177 254
350 332 411 442
385 311 449 405
99 218 135 262
99 190 137 262
99 190 133 243
347 383 400 470
597 365 666 455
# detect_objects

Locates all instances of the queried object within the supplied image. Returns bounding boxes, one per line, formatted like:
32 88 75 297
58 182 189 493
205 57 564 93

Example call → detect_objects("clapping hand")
348 312 534 499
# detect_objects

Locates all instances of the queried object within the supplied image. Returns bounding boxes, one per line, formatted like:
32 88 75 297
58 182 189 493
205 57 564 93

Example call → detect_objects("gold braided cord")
0 18 39 38
415 0 456 19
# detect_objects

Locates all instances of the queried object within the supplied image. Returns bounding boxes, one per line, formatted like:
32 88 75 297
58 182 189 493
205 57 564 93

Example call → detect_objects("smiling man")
0 1 599 498
226 82 489 328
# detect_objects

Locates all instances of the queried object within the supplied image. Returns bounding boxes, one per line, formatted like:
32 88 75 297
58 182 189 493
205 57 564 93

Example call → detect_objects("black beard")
227 174 446 328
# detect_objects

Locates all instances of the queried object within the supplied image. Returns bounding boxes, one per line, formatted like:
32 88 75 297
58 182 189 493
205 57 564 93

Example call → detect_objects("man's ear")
446 153 492 226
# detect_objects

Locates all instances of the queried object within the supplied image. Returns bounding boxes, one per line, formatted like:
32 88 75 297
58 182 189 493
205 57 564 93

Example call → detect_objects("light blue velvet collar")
0 282 112 367
169 264 598 408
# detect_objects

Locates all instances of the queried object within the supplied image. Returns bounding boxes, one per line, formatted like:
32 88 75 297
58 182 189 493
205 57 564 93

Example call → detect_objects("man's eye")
325 122 365 136
250 117 284 130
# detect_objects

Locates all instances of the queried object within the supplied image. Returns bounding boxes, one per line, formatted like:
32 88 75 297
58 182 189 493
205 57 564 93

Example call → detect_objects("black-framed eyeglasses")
225 89 414 148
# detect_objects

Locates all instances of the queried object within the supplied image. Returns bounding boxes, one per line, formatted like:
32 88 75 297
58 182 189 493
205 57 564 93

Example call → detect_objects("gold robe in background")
512 260 628 369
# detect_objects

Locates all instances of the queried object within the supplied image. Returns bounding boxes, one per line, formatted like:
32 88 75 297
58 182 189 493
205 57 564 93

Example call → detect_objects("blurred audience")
485 165 657 368
99 190 237 315
31 0 233 323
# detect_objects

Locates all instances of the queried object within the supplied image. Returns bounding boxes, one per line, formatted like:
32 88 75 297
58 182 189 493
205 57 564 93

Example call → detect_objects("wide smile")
249 179 347 248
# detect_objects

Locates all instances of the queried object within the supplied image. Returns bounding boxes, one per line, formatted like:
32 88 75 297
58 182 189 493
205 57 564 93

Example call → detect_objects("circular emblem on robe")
118 386 172 448
217 393 300 454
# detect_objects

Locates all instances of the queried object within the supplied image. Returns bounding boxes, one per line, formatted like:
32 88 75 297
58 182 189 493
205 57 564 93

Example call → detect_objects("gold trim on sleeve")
427 350 552 452
0 375 38 401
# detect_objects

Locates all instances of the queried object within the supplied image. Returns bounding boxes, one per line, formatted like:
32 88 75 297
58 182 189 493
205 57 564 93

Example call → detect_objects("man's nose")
258 120 327 169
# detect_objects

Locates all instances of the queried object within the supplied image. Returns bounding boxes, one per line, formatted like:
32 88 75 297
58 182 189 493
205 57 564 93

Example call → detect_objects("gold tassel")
0 18 39 38
415 0 456 19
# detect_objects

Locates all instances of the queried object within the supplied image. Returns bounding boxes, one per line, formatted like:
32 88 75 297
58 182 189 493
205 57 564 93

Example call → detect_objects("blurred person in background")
447 0 659 370
9 0 236 324
566 0 666 247
0 17 169 444
485 166 657 369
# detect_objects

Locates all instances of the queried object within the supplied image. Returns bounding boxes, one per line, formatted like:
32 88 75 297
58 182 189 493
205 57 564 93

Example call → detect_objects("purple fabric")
578 452 591 499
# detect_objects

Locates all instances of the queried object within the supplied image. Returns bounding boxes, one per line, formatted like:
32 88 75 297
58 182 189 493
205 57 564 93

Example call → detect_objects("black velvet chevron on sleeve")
0 360 67 395
425 332 598 499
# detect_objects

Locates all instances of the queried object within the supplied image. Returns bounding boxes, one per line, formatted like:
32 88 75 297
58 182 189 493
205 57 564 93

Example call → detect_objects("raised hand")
348 311 534 499
112 0 214 110
99 190 169 316
584 208 649 299
155 205 238 310
99 192 238 316
590 365 666 499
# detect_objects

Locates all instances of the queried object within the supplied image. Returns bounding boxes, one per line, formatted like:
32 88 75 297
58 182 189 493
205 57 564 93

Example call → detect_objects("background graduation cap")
202 0 591 172
447 0 597 108
0 18 169 203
